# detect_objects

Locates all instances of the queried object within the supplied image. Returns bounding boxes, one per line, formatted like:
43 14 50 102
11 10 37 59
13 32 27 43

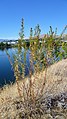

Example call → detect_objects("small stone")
46 108 51 113
57 102 62 110
45 114 53 119
55 115 66 119
42 116 46 119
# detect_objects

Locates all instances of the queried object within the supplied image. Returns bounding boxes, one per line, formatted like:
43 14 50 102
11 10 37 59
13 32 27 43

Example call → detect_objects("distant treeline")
0 42 12 50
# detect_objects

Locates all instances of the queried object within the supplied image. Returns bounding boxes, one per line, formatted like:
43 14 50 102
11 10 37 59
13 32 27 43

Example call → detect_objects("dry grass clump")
0 70 47 119
0 59 67 119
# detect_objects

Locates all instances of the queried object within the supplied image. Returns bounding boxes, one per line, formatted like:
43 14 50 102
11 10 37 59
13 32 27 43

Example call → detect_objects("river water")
0 48 31 87
0 44 66 87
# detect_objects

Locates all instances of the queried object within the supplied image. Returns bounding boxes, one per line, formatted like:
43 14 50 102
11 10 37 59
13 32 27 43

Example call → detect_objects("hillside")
0 58 67 119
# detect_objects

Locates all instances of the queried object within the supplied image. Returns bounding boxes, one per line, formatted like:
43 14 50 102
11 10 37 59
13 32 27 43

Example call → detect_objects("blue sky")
0 0 67 39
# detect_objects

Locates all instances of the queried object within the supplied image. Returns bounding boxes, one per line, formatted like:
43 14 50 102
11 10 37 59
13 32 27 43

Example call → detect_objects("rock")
45 114 53 119
57 101 63 110
55 115 66 119
41 116 46 119
46 108 51 113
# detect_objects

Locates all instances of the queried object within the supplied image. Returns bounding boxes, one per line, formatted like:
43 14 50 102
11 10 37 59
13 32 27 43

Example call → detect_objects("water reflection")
0 48 32 87
0 49 15 87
